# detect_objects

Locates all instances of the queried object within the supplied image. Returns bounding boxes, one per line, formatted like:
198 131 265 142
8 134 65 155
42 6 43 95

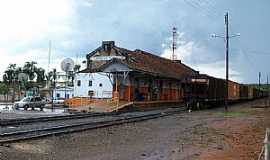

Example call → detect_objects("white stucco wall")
74 72 113 98
53 87 74 99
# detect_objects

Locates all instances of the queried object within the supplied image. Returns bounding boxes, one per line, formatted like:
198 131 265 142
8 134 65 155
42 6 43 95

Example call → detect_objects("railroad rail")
0 108 184 144
0 112 119 126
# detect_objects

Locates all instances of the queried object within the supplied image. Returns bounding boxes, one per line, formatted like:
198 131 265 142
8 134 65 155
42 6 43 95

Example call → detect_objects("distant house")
54 72 75 99
55 72 73 87
74 72 113 98
41 71 74 100
53 86 74 99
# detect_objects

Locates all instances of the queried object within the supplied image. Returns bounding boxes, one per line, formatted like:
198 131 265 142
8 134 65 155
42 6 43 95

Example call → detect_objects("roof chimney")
102 41 115 51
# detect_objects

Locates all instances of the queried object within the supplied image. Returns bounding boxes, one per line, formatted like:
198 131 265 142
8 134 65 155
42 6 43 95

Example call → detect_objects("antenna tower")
172 27 177 60
48 40 52 73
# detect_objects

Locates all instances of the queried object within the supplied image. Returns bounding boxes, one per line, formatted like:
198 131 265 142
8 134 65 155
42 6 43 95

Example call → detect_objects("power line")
190 0 219 17
239 48 257 72
227 19 269 84
199 0 217 9
241 50 270 55
225 20 258 77
204 0 221 16
183 0 217 18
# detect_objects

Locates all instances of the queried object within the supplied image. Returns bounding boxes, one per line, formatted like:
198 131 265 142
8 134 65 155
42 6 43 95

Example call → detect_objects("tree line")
0 61 47 100
0 61 81 101
3 61 45 85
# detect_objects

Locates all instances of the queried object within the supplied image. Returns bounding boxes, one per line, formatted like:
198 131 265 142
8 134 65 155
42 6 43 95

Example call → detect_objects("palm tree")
65 64 80 87
45 69 58 93
3 64 19 102
3 64 17 84
35 67 45 84
23 61 37 81
46 71 53 82
74 64 81 72
0 83 9 102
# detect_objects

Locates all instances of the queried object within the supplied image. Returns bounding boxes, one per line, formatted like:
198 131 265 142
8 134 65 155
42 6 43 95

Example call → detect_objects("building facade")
73 72 113 98
53 86 74 99
79 41 199 102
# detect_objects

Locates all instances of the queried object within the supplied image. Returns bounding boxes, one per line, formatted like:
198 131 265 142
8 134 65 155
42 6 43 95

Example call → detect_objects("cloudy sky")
0 0 269 83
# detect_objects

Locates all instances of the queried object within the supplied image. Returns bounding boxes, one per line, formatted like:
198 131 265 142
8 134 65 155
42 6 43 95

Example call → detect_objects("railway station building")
77 41 199 106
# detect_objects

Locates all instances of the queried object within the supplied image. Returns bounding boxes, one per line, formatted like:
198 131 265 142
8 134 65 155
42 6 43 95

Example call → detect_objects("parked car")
13 96 46 110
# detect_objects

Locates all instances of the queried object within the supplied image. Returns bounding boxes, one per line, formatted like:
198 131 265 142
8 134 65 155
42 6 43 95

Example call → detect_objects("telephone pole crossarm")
211 12 240 112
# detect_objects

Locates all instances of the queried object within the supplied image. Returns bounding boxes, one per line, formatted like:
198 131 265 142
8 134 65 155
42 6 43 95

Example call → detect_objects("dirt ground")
0 99 269 160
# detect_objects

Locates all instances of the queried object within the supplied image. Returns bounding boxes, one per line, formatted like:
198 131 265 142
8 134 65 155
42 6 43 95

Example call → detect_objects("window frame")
77 80 81 86
89 80 92 87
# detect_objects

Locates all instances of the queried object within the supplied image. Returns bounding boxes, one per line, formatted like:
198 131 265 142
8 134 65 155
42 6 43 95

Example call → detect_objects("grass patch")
217 111 248 117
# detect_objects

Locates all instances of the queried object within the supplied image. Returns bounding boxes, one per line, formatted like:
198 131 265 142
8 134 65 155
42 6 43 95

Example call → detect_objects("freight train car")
183 74 226 107
248 86 254 99
239 84 249 100
183 74 266 109
228 80 240 101
183 74 224 103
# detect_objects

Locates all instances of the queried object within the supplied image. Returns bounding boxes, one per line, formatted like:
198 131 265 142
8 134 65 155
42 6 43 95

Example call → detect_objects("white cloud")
193 61 242 82
161 31 193 60
161 41 193 60
0 47 86 80
0 0 80 80
0 0 75 43
161 32 242 82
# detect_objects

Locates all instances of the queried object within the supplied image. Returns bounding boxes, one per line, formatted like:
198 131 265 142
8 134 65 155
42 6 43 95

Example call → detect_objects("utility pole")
51 68 56 111
259 72 261 93
267 74 269 107
211 12 240 112
47 40 52 89
225 12 229 112
47 40 51 74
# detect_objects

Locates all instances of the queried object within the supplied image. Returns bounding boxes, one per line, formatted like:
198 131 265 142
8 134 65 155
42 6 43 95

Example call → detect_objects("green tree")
74 64 81 72
46 71 53 82
23 61 37 81
0 83 9 101
35 67 45 84
3 64 17 84
2 64 19 102
0 83 9 95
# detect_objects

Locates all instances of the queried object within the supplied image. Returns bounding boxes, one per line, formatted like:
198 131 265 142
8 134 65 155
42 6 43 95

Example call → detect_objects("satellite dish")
61 58 75 72
18 73 28 82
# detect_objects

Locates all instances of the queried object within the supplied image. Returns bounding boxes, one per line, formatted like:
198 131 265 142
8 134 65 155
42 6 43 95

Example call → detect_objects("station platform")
67 99 183 113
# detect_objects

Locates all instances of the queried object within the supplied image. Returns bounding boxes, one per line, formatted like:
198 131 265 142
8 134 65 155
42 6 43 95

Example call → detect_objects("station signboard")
90 56 125 61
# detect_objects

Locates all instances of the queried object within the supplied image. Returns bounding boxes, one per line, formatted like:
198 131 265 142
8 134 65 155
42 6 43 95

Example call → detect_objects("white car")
13 96 46 110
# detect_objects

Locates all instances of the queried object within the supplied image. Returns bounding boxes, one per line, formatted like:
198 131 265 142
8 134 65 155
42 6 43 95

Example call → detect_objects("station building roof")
80 41 199 80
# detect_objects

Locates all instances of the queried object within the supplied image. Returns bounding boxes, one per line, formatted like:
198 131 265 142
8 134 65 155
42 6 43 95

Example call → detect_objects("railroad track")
0 108 184 144
0 112 119 126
